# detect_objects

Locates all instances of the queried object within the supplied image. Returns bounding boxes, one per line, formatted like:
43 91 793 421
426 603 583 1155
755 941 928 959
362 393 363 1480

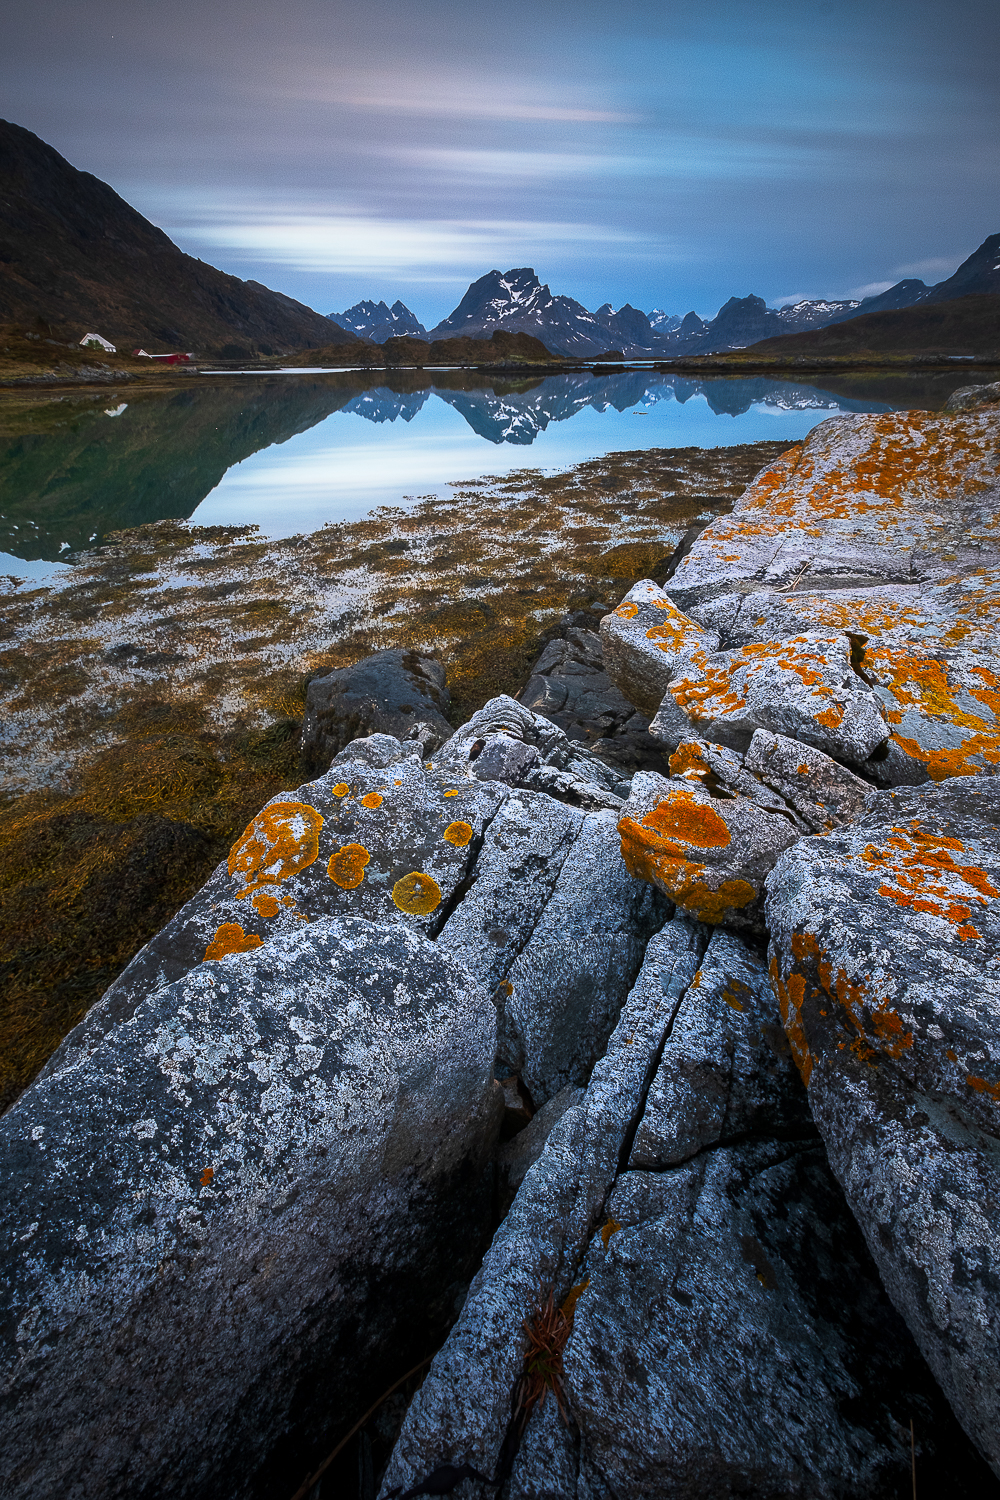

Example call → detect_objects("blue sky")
3 0 998 323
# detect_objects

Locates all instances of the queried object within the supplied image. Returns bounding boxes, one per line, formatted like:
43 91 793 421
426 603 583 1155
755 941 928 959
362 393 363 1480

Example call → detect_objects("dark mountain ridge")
0 119 344 354
328 299 427 343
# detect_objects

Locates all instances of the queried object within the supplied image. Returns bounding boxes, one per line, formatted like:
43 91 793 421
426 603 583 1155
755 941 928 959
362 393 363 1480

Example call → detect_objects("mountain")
740 292 1000 357
925 233 1000 302
656 294 866 355
426 268 640 358
648 308 681 333
823 279 929 325
302 328 561 367
328 299 427 343
0 119 345 353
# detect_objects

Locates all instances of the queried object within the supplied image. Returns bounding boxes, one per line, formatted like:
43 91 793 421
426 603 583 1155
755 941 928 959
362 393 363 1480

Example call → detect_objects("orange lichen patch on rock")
560 1278 591 1323
204 922 264 961
443 820 474 848
814 702 844 729
228 800 324 897
600 1217 622 1249
327 842 371 890
359 792 383 809
769 957 812 1085
331 783 350 798
638 788 732 849
444 789 461 797
280 893 295 907
966 1074 1000 1102
862 821 998 938
392 871 443 915
615 602 639 620
721 988 745 1012
199 1166 214 1188
861 644 1000 781
251 892 280 919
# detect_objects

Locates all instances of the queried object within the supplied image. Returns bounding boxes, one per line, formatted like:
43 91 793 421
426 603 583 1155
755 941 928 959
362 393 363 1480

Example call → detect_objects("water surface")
0 366 976 574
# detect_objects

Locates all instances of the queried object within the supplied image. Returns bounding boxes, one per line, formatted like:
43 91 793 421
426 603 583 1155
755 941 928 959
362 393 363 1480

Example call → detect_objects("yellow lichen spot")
443 820 474 848
359 792 383 809
601 1217 622 1249
332 783 350 798
327 843 371 889
228 801 324 897
615 602 639 619
444 789 460 797
394 780 403 786
204 923 264 961
392 871 443 914
251 892 281 919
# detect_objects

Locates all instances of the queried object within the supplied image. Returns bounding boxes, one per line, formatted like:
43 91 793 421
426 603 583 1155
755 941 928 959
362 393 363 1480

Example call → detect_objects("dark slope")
0 120 344 353
925 233 1000 302
741 293 1000 356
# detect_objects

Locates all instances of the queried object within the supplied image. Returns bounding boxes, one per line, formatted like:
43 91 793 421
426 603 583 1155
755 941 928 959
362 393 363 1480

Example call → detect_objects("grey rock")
667 735 813 828
745 728 876 832
385 920 974 1499
766 776 1000 1476
378 915 709 1498
44 748 508 1077
618 767 800 932
650 631 889 766
300 649 452 772
598 578 719 715
496 1085 583 1217
858 641 1000 784
944 380 1000 413
0 918 502 1500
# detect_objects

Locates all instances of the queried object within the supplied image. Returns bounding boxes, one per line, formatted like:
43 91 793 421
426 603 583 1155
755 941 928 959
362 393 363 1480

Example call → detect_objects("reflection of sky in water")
193 383 881 537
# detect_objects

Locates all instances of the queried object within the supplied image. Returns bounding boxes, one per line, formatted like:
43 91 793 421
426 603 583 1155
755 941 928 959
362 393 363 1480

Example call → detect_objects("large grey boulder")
767 776 1000 1477
382 919 977 1498
0 918 502 1500
300 649 452 771
598 577 718 715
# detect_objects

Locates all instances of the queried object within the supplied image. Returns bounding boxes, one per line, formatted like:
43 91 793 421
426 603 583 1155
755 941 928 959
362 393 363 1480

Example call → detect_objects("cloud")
847 281 897 298
891 255 962 278
151 192 651 277
402 148 650 181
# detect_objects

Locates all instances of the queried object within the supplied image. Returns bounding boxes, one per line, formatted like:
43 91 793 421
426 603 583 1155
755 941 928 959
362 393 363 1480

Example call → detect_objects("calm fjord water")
0 366 969 576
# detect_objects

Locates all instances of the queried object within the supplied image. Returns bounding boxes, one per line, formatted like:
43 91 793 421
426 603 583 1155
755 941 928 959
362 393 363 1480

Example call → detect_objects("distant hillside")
742 294 1000 357
0 119 344 354
300 329 561 367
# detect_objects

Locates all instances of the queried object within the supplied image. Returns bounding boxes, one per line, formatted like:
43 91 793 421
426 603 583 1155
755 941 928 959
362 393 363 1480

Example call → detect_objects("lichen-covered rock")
860 641 1000 783
300 648 452 771
383 921 982 1500
45 739 508 1075
598 577 719 715
0 918 502 1500
744 728 876 832
667 735 812 828
944 381 1000 413
618 768 799 931
668 409 1000 621
766 777 1000 1475
650 631 889 765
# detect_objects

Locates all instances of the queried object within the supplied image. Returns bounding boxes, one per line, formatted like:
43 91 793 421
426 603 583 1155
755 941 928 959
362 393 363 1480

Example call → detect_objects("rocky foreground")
2 396 999 1499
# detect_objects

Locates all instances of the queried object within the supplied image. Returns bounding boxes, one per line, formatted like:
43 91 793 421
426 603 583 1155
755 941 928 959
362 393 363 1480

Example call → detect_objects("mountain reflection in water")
0 366 969 563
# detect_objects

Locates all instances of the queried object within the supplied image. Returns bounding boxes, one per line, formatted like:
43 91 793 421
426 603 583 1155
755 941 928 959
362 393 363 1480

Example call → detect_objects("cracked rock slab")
619 768 800 932
0 918 502 1500
859 641 1000 784
744 728 876 832
766 777 1000 1475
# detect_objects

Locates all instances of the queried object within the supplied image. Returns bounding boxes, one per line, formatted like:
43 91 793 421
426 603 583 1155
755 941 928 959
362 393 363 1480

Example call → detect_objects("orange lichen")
392 871 443 914
601 1217 622 1248
444 789 460 797
251 892 280 919
560 1278 591 1321
862 646 1000 781
862 821 998 936
770 958 813 1085
443 820 474 848
966 1074 1000 1102
721 988 745 1012
615 602 639 619
327 842 371 889
204 922 264 961
332 783 350 798
199 1167 214 1187
228 801 324 897
359 792 383 809
638 789 732 849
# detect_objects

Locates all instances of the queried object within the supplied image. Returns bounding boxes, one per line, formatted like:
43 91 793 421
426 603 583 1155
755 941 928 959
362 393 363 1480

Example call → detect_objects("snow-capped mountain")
774 298 861 330
426 269 660 357
648 308 681 333
327 299 426 343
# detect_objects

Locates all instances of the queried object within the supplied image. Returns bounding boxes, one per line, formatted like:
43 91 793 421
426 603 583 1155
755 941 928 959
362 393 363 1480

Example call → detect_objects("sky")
3 0 998 325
